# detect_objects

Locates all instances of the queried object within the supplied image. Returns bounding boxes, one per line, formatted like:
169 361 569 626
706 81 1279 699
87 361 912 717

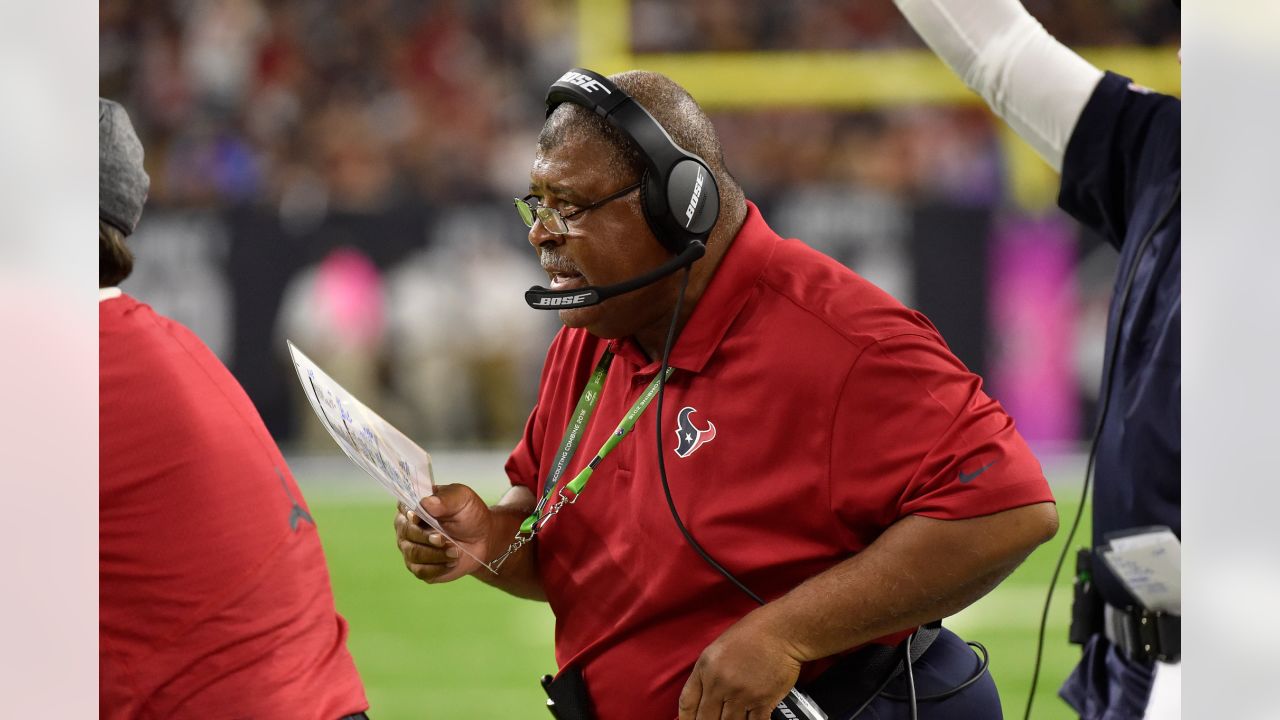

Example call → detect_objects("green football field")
309 487 1089 719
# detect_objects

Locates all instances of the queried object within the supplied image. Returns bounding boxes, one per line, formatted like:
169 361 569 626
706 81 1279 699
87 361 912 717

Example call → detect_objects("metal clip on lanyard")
491 350 673 572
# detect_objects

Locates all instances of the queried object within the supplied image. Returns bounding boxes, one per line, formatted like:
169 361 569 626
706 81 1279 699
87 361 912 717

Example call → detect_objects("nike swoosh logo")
958 460 998 483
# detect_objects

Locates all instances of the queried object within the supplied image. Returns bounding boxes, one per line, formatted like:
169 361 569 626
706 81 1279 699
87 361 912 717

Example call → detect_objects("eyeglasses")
514 182 641 235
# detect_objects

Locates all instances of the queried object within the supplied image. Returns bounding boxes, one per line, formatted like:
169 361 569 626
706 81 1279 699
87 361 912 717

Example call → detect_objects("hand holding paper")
288 341 497 573
396 485 500 582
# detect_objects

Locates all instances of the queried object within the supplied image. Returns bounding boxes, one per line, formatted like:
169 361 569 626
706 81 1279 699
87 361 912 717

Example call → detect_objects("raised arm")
894 0 1103 171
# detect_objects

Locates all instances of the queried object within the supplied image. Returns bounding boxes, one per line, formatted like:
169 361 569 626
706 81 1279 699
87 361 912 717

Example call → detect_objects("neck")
632 196 749 361
630 246 725 362
633 300 692 362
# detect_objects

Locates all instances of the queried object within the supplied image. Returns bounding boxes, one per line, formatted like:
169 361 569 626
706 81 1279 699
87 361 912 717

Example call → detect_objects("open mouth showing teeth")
548 269 585 291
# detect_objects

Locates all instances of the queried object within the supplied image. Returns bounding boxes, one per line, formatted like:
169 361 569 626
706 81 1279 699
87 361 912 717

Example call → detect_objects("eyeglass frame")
514 182 642 235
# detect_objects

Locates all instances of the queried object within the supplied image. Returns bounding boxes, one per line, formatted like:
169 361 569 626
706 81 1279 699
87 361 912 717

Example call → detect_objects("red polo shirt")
505 203 1053 719
100 293 368 719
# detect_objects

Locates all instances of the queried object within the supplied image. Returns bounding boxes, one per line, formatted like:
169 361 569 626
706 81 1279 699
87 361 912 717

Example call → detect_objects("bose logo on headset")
684 166 705 228
557 71 612 95
534 292 593 307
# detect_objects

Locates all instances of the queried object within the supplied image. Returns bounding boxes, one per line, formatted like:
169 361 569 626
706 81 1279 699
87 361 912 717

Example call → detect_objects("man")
99 98 369 719
394 70 1058 719
891 1 1181 717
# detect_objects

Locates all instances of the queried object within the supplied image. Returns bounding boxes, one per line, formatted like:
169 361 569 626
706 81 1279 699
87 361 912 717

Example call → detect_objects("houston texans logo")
674 407 716 458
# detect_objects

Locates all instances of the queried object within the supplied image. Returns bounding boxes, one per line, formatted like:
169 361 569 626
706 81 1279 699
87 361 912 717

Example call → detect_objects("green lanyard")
492 350 673 570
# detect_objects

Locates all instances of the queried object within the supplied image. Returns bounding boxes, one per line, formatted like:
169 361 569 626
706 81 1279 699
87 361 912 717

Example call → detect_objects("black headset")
524 68 720 310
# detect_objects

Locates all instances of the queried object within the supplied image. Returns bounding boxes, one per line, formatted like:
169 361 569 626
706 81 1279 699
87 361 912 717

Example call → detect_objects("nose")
528 215 562 250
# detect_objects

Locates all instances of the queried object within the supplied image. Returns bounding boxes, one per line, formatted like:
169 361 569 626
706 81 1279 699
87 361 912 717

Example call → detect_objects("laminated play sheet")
287 341 495 573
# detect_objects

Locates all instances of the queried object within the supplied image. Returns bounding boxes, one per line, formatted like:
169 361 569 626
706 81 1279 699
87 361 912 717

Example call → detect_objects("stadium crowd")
98 0 1177 449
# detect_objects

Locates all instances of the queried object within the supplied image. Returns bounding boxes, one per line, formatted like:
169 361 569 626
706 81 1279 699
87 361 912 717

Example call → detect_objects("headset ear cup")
663 159 719 241
641 169 684 255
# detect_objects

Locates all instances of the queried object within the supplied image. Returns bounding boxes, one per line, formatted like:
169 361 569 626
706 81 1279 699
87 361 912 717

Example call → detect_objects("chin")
559 304 633 341
558 305 599 331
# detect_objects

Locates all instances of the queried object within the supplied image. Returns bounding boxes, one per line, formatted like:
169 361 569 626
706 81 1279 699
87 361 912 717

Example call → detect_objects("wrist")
480 502 533 568
740 601 817 664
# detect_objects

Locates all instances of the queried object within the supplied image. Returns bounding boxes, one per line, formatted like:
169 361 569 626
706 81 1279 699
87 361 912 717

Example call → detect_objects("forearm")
473 487 547 601
894 0 1102 171
749 502 1058 662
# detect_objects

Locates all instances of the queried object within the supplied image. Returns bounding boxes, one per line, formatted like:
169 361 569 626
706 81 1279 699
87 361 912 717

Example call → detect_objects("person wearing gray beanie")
98 98 150 288
99 98 150 236
98 98 371 719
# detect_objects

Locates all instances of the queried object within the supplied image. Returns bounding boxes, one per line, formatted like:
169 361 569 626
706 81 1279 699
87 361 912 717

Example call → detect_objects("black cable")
904 633 919 720
1022 186 1180 720
880 641 990 702
655 265 765 606
655 275 932 720
845 652 913 720
655 260 1003 717
1022 432 1097 720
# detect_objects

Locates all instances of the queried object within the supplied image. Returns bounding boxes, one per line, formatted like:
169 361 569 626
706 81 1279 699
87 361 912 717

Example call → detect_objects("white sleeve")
894 0 1104 172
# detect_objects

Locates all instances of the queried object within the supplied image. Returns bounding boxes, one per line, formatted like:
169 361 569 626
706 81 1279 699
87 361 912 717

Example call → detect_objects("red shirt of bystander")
100 293 367 720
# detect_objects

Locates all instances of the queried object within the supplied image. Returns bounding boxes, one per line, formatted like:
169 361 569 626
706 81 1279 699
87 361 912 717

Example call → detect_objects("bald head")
537 70 745 235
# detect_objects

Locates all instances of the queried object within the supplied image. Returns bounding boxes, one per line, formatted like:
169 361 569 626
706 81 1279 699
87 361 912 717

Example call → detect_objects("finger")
752 687 794 720
406 560 458 583
718 700 743 720
677 671 702 720
696 693 723 720
401 516 447 546
399 538 461 566
395 504 429 538
419 491 449 518
407 507 429 527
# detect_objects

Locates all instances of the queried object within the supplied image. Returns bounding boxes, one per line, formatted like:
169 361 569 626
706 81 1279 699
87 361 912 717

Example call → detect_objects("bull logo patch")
674 406 716 458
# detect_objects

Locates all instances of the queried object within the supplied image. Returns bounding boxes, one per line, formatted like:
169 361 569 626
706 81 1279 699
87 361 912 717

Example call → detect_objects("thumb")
420 483 484 522
677 667 703 720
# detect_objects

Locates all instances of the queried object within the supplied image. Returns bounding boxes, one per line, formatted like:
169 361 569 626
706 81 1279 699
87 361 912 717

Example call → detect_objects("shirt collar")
99 287 122 303
609 201 777 374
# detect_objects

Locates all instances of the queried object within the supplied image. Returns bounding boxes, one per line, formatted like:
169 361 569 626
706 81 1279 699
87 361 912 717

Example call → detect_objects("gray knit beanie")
99 98 150 235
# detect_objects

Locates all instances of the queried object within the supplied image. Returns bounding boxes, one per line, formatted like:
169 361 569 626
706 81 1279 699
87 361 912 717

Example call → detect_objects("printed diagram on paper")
288 341 495 573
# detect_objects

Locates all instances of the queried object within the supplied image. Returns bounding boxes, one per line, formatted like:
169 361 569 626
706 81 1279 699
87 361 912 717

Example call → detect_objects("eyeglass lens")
513 198 568 234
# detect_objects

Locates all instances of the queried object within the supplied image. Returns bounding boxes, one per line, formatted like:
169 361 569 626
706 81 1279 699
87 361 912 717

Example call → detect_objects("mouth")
541 255 587 291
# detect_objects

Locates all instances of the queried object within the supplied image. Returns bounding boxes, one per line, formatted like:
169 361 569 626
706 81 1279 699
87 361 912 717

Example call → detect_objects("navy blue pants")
835 628 1002 720
1059 634 1157 720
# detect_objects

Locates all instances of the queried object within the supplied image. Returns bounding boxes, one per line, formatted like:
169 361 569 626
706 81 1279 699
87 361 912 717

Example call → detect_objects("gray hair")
537 70 744 213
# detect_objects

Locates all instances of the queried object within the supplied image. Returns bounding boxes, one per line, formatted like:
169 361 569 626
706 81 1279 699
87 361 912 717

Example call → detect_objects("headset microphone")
523 240 705 310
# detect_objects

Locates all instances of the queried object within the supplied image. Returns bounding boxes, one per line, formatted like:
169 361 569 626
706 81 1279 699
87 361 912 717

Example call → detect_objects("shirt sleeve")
504 403 543 494
1058 71 1182 248
830 333 1053 537
504 335 569 495
503 328 587 495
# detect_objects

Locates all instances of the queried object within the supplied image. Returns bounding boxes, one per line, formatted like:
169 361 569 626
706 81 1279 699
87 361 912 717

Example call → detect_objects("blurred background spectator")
100 0 1178 453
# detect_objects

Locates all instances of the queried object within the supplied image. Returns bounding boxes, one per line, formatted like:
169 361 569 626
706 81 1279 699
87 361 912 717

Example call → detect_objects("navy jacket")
1059 71 1181 607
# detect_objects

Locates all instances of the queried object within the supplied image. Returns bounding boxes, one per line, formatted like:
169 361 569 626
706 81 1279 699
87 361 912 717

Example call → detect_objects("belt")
802 622 942 717
541 624 943 720
1103 603 1180 664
